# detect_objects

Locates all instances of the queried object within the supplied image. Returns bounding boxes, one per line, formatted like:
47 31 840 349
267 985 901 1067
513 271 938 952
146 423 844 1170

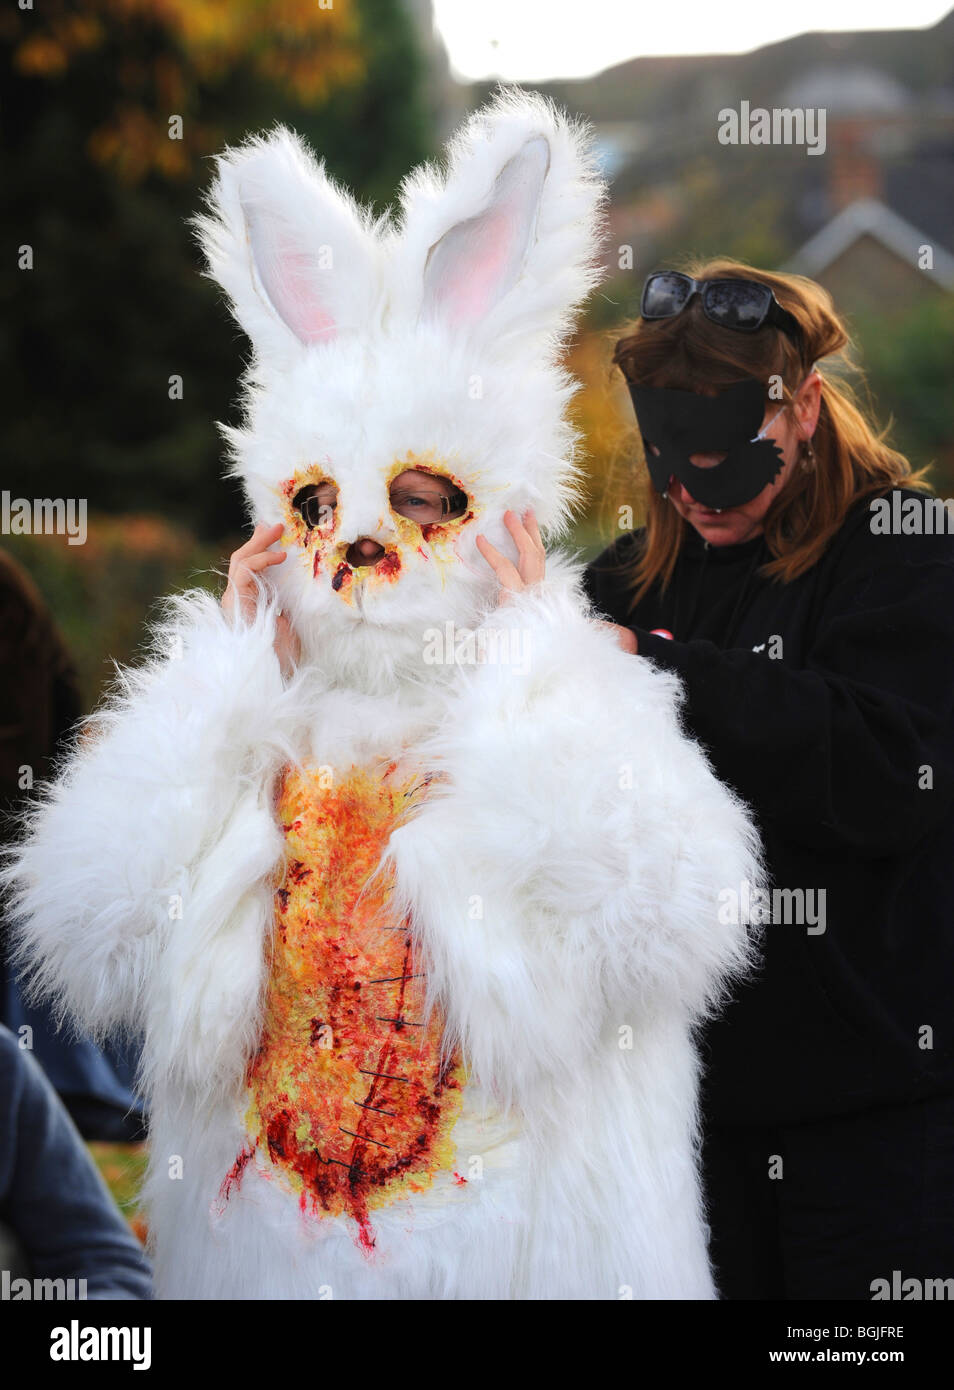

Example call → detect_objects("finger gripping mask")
627 377 785 509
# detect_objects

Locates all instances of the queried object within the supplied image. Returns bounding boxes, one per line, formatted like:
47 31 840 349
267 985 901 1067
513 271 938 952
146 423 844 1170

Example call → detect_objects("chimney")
828 117 884 211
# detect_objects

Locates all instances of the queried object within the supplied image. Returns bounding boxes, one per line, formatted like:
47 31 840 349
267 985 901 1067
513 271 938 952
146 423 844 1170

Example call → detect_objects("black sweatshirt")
582 487 954 1127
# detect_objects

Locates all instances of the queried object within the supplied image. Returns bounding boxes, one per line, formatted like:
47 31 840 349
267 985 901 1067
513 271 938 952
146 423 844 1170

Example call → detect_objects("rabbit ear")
396 86 607 350
191 124 381 363
420 135 550 328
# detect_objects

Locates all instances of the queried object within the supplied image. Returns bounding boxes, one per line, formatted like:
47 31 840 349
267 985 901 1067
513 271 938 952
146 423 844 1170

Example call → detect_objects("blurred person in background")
0 1022 152 1298
584 261 954 1300
0 548 145 1142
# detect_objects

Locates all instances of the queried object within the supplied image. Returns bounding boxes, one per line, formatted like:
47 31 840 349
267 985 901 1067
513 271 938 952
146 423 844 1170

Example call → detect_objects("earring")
801 438 816 470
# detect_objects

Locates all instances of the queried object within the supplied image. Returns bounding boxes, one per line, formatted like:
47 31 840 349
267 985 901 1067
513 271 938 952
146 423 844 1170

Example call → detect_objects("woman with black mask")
583 259 954 1301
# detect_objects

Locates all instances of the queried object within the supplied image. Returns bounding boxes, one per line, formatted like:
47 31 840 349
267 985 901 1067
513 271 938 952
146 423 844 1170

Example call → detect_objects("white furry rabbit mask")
192 88 606 677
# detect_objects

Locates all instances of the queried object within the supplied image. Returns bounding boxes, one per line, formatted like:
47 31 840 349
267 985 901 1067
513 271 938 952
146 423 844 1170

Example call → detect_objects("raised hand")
475 508 546 605
222 521 301 675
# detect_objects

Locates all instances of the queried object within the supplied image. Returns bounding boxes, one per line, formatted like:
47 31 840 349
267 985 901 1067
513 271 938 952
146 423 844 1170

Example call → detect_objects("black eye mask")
627 377 785 510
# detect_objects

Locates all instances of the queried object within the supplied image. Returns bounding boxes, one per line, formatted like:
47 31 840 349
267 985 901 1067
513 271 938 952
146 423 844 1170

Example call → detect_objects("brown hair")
607 256 932 609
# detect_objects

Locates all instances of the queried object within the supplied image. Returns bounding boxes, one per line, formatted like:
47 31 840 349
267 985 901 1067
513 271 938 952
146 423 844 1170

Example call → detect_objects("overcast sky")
431 1 951 81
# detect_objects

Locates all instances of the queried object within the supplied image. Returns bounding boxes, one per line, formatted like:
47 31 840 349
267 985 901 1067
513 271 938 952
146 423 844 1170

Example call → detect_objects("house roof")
783 197 954 289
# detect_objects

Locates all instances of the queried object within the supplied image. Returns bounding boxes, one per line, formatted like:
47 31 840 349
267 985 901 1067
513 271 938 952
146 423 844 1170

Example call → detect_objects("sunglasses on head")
640 271 802 344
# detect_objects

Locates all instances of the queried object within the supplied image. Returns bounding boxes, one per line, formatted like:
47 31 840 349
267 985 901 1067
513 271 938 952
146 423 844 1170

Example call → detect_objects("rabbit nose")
346 537 387 568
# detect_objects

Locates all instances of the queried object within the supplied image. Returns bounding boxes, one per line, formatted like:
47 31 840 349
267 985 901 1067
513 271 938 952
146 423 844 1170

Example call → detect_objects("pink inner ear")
438 208 517 326
247 206 336 345
421 135 549 331
278 247 337 343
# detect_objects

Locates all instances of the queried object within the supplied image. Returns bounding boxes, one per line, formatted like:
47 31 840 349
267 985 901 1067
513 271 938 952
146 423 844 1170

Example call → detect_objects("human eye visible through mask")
293 478 469 530
293 484 337 530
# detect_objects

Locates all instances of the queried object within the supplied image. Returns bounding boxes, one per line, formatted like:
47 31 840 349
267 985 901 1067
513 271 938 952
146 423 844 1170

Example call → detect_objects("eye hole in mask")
644 441 728 468
388 481 469 525
293 474 470 530
293 482 337 530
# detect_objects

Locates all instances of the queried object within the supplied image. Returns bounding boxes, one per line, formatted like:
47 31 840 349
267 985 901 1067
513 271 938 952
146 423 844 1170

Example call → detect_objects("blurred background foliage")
88 1140 149 1244
2 0 431 542
3 1 953 712
9 518 221 709
2 0 434 707
848 293 954 477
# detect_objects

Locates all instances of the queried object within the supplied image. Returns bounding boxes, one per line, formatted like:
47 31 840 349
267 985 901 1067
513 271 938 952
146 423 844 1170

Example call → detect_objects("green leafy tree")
849 295 954 493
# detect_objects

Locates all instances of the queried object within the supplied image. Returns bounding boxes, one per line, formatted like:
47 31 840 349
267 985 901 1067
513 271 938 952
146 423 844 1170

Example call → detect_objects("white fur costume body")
2 90 763 1299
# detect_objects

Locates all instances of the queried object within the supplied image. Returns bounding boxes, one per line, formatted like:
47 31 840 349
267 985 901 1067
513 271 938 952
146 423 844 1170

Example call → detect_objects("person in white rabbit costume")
2 89 763 1300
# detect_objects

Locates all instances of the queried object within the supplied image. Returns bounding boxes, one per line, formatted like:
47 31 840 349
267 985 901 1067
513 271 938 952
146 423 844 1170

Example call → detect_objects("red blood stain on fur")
240 762 465 1254
356 1217 377 1254
219 1142 257 1203
287 859 312 886
420 511 473 543
375 551 401 581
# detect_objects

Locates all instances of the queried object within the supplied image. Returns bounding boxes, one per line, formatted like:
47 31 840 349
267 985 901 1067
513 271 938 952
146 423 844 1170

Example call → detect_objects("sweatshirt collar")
682 522 767 565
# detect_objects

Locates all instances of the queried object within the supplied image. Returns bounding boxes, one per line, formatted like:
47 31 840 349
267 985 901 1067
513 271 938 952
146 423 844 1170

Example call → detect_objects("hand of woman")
597 622 638 654
475 508 546 604
222 521 301 675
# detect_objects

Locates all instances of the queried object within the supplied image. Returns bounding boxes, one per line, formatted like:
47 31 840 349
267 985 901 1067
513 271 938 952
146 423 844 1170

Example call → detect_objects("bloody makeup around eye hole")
278 457 477 598
290 469 470 533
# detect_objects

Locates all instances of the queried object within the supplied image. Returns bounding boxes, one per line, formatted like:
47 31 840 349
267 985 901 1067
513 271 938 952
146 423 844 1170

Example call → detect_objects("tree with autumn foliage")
2 0 433 537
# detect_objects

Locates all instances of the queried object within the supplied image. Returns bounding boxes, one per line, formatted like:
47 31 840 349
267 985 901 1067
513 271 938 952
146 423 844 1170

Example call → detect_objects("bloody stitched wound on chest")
222 760 464 1250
